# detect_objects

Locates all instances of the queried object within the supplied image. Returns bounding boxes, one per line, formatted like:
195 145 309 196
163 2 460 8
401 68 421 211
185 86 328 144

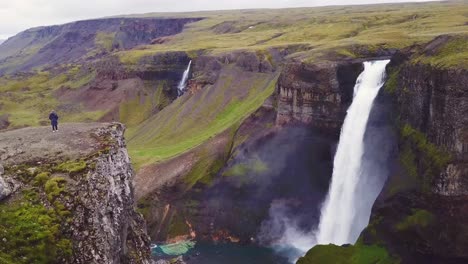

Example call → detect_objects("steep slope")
0 17 202 73
0 123 151 264
127 53 279 168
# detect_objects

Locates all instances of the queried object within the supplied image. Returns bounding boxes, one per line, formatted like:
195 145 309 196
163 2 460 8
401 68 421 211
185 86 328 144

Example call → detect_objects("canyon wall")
276 61 363 135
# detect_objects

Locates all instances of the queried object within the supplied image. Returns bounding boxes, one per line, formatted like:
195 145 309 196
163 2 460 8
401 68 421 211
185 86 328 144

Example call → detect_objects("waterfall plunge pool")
152 240 289 264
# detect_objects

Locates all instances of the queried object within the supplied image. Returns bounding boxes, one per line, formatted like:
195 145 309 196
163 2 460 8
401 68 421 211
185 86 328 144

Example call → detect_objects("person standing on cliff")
49 110 59 132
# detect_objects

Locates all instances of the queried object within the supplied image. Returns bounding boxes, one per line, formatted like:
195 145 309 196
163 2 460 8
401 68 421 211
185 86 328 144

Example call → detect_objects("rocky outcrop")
0 164 20 200
276 61 363 134
0 123 152 264
70 124 151 264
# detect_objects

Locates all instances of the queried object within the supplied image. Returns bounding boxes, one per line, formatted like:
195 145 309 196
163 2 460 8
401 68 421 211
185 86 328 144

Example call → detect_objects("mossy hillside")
95 32 117 52
412 36 468 69
399 124 451 192
384 121 452 196
383 67 400 95
395 209 434 231
184 149 228 189
127 66 280 168
117 1 468 64
0 67 101 128
297 243 398 264
182 122 241 189
119 81 172 127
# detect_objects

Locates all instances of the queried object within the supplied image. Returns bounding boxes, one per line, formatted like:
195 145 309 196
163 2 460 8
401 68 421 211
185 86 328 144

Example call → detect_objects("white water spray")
177 60 192 96
316 59 390 245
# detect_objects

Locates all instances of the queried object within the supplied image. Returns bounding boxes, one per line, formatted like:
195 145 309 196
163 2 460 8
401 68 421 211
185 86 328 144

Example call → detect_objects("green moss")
0 189 72 263
34 172 50 186
184 152 226 189
395 209 434 231
55 160 87 173
399 124 451 192
44 177 67 201
297 244 398 264
384 68 400 94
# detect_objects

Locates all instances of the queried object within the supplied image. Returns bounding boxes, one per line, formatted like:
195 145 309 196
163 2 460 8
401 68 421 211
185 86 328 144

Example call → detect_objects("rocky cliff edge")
0 123 151 264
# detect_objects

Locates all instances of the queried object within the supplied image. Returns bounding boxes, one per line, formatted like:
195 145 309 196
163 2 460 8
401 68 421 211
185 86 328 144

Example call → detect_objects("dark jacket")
49 113 59 124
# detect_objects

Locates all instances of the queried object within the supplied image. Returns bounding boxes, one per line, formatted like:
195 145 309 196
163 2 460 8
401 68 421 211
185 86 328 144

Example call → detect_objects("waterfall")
316 59 390 245
177 60 192 96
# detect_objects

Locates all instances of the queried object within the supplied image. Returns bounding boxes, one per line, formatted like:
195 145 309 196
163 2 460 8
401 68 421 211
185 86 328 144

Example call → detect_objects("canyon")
0 1 467 263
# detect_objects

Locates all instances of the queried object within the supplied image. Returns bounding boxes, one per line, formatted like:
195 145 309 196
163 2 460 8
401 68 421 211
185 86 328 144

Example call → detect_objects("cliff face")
0 123 151 264
356 54 468 262
276 61 363 134
396 63 468 195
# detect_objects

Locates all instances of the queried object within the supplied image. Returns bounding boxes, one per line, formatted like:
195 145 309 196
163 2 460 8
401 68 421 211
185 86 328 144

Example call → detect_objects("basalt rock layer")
276 61 363 134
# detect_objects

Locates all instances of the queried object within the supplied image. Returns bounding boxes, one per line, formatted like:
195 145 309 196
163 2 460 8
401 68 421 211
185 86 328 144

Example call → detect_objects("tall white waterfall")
316 60 390 245
177 60 192 96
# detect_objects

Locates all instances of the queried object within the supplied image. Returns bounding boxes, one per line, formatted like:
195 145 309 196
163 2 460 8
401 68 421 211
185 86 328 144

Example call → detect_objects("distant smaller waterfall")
177 60 192 96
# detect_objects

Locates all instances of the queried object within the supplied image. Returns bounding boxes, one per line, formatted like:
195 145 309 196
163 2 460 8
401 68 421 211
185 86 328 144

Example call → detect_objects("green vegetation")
184 153 226 188
95 32 116 52
118 1 468 64
55 160 87 174
0 189 72 264
384 68 400 94
34 172 51 186
44 177 68 201
0 66 102 128
128 68 279 168
395 209 434 231
400 124 451 192
297 243 398 264
413 36 468 68
119 82 171 127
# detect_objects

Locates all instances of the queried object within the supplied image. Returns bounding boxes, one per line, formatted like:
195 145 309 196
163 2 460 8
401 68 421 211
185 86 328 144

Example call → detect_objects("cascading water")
177 60 192 96
316 59 390 245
